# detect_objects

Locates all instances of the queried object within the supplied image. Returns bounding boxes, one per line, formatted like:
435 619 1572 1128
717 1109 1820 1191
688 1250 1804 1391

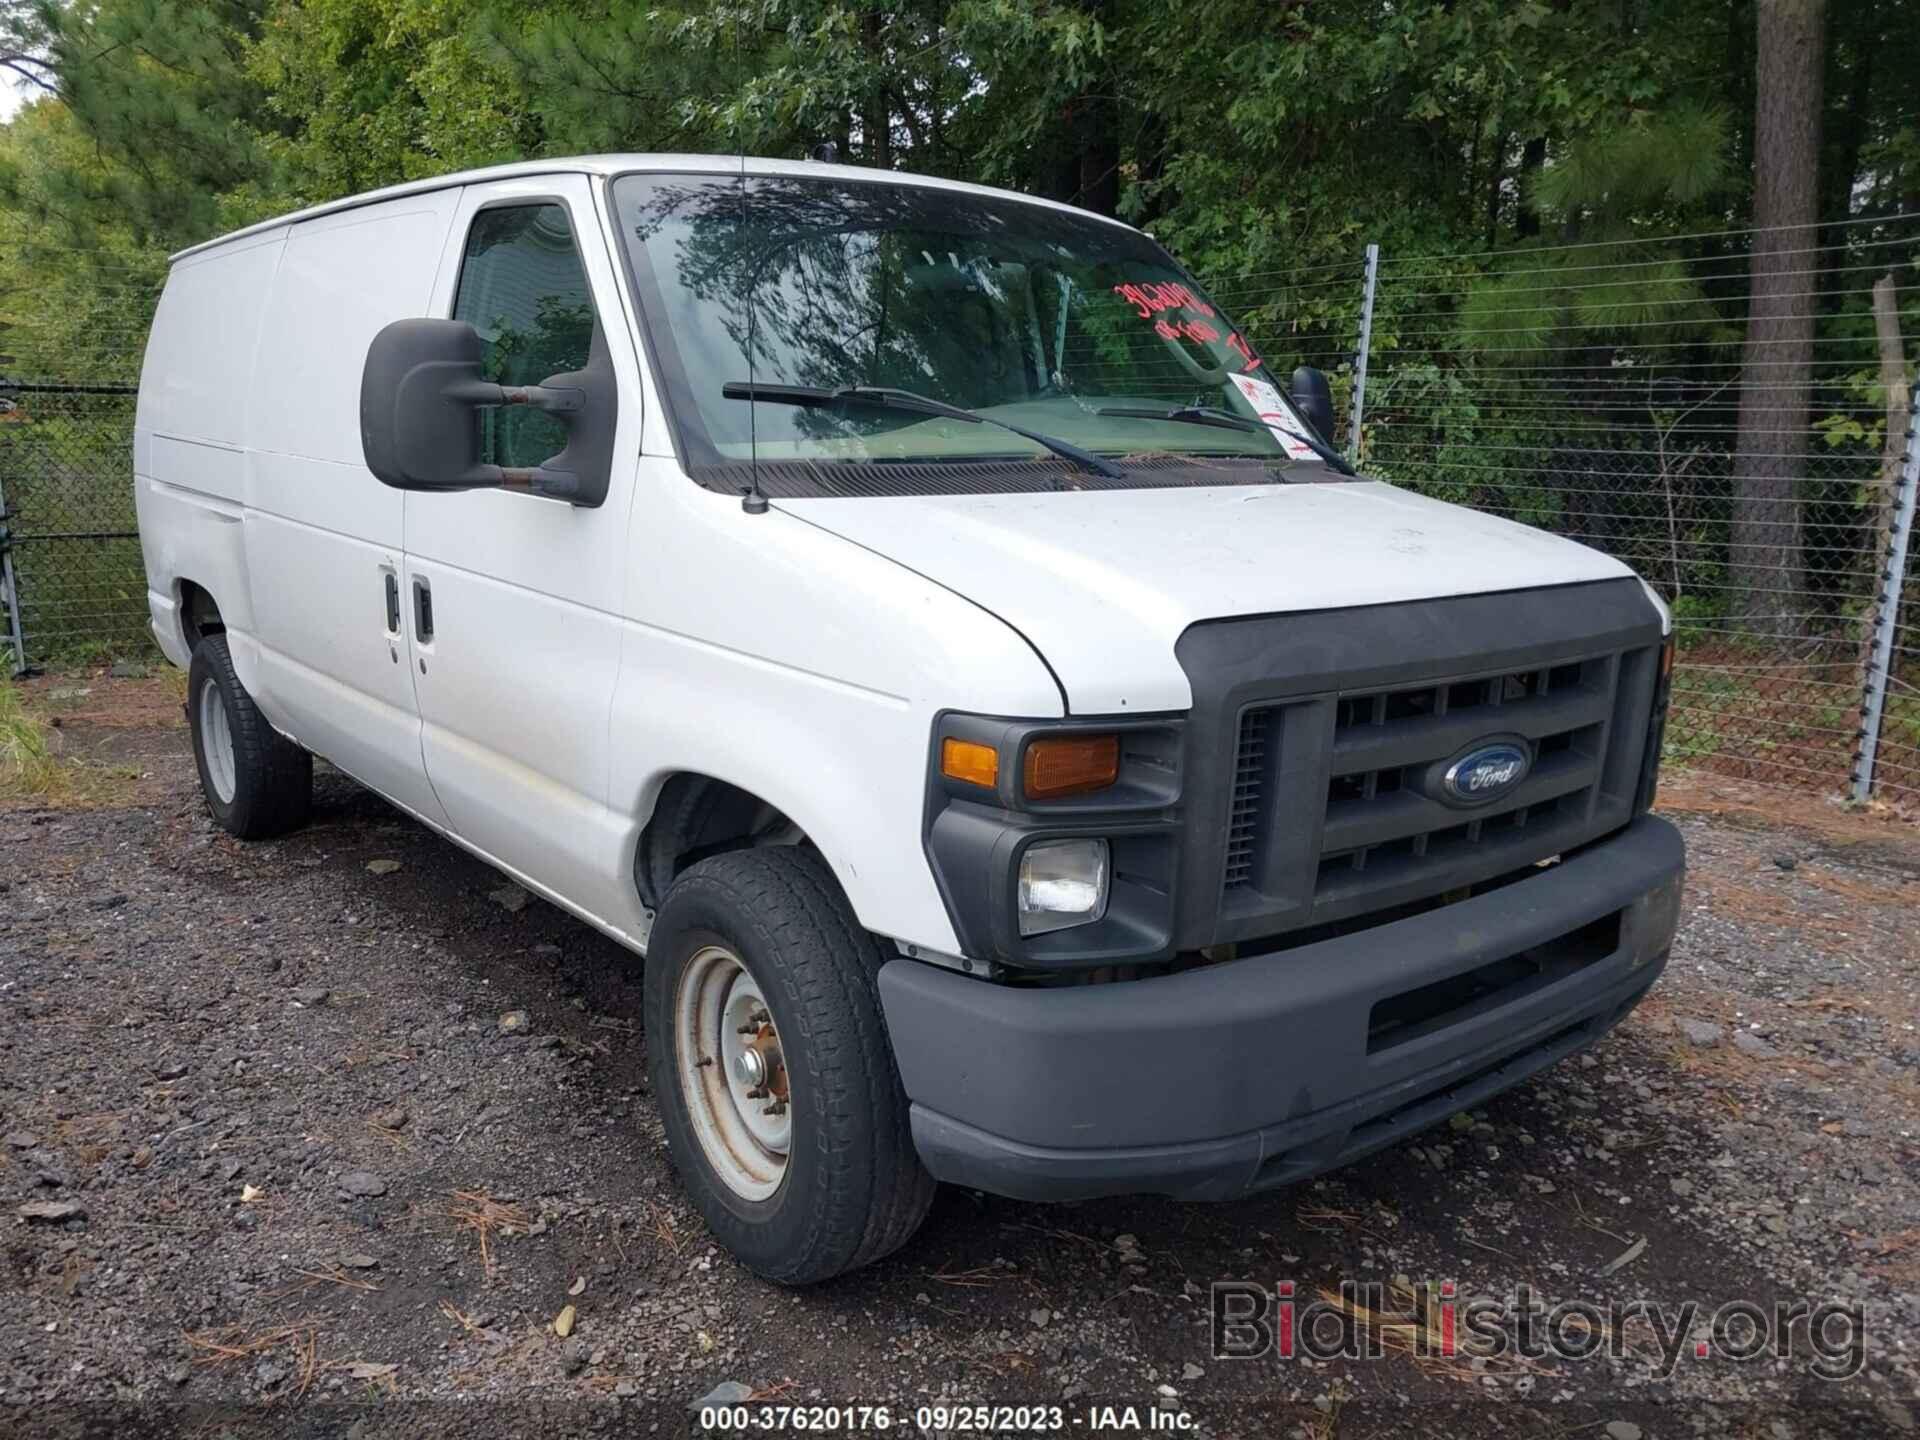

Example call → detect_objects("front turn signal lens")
1024 734 1121 799
941 737 1000 788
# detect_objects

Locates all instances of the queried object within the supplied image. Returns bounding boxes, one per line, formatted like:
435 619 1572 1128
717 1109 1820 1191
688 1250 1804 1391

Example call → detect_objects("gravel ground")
4 673 1920 1437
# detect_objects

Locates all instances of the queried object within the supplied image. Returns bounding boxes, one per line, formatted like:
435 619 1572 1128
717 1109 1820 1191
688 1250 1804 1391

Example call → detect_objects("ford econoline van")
135 155 1684 1283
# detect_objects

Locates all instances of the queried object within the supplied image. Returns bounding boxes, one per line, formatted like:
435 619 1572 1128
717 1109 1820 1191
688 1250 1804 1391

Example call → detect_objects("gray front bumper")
879 815 1684 1201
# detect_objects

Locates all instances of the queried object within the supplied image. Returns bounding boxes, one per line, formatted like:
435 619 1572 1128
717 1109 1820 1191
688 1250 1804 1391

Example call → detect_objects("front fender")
609 637 961 954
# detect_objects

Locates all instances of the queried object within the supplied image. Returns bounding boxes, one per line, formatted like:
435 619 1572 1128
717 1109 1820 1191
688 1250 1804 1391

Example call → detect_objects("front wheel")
645 848 933 1284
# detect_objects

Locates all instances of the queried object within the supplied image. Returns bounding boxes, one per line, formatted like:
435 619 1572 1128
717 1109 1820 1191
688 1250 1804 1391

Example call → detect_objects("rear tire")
187 633 312 839
645 847 934 1284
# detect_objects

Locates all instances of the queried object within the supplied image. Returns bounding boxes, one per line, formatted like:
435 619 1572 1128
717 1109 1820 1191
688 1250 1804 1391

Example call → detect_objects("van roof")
168 154 1141 263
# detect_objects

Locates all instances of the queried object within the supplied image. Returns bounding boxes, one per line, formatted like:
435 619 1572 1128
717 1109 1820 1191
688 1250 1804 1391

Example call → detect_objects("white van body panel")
608 474 1063 953
402 173 644 931
136 158 1060 957
168 153 1139 264
777 481 1637 714
241 188 463 828
135 229 290 668
136 153 1660 966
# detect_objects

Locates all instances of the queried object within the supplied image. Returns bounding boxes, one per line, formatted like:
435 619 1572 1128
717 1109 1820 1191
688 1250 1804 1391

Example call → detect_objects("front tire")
186 633 312 839
645 848 934 1284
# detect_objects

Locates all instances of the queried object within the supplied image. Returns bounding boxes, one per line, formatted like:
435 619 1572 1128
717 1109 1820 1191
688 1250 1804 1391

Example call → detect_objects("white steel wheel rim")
674 944 790 1201
198 677 237 805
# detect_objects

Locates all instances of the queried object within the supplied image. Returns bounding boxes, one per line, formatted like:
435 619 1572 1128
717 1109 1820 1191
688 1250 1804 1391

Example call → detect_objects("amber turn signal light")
1024 734 1120 799
941 737 1000 788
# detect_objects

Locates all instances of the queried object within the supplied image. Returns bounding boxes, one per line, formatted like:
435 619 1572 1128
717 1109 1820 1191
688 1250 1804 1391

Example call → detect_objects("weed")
0 679 64 799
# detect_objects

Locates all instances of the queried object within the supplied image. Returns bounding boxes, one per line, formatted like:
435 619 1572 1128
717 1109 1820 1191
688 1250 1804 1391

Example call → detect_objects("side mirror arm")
513 321 618 507
360 317 617 506
445 379 585 415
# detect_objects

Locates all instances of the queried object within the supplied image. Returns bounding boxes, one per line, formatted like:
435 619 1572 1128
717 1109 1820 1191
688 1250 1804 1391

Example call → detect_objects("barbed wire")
1214 214 1920 804
3 210 1917 805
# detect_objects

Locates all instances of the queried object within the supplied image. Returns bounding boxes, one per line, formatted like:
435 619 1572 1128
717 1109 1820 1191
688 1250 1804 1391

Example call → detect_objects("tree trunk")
1515 136 1547 238
1724 0 1756 188
1821 41 1872 226
1481 130 1509 247
1077 90 1120 218
1134 109 1171 226
1729 0 1825 633
861 12 891 168
1040 89 1119 217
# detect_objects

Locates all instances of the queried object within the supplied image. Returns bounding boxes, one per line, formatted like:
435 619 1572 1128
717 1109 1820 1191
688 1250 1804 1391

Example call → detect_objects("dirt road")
4 673 1918 1437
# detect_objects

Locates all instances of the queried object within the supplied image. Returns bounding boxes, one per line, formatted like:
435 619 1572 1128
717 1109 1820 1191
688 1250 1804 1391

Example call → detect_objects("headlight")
1017 838 1110 936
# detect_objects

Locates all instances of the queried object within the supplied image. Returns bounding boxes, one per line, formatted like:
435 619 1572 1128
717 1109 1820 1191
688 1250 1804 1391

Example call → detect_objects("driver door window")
451 203 596 468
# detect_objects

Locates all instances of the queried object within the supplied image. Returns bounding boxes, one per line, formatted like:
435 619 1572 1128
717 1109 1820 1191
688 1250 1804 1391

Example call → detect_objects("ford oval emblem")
1441 741 1531 806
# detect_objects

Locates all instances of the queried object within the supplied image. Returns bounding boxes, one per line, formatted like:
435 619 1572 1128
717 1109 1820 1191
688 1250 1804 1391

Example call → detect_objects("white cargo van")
135 155 1684 1283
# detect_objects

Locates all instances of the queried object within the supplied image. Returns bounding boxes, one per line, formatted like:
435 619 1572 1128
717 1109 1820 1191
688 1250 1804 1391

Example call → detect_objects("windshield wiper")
1098 404 1358 477
723 382 1127 480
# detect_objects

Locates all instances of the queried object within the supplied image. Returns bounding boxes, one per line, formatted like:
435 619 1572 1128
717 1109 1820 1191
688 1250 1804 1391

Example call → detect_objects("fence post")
1347 242 1380 460
0 465 23 676
1853 416 1920 804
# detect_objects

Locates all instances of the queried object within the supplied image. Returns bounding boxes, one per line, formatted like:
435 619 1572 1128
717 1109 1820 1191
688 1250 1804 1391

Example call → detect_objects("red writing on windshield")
1156 316 1220 344
1112 280 1216 321
1226 331 1261 372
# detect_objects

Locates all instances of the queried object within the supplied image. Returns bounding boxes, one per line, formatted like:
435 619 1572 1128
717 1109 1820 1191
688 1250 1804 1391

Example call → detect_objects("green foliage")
247 0 532 199
1532 104 1732 218
23 0 275 242
0 104 165 378
0 0 1915 394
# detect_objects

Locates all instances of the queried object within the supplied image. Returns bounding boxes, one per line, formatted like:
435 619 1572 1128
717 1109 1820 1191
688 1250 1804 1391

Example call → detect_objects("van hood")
775 480 1635 714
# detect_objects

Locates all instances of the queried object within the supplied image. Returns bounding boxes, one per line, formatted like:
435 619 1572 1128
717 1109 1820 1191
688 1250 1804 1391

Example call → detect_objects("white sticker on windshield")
1227 373 1319 460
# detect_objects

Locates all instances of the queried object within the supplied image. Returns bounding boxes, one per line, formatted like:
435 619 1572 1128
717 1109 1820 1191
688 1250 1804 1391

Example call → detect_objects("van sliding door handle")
384 573 401 633
412 576 434 642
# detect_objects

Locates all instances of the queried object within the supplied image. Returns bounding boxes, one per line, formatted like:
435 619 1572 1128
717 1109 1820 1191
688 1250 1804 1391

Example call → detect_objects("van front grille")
1223 706 1267 891
1219 641 1659 932
1316 654 1614 892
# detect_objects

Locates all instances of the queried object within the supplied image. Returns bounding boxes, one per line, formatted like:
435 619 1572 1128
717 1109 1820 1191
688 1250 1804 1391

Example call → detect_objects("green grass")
0 678 64 800
0 676 148 806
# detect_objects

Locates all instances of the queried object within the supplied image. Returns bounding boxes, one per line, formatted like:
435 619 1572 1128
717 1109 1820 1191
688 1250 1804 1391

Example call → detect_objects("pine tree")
21 0 273 248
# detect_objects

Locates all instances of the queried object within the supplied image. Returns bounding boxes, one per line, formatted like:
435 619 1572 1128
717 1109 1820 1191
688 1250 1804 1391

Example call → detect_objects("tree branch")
2 51 57 93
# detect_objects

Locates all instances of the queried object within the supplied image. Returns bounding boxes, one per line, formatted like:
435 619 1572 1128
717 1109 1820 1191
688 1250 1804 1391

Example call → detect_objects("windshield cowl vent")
697 454 1296 501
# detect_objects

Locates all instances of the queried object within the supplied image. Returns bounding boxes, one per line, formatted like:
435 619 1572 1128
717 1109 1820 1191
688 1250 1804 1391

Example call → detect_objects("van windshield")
611 172 1335 495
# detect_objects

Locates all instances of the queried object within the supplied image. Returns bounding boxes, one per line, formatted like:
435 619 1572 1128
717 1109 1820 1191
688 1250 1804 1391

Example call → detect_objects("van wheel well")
178 582 225 651
636 775 807 910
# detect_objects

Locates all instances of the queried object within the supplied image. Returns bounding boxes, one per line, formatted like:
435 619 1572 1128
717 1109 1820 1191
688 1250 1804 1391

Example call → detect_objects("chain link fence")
0 381 145 668
1215 212 1920 807
3 213 1917 806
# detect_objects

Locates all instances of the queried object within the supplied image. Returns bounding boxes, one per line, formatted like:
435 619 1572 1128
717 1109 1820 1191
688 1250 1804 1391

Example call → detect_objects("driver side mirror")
1290 366 1335 445
358 317 617 507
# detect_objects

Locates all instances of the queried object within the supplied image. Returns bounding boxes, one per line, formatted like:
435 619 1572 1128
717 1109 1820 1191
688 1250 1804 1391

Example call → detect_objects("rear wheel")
645 847 933 1284
186 633 311 839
